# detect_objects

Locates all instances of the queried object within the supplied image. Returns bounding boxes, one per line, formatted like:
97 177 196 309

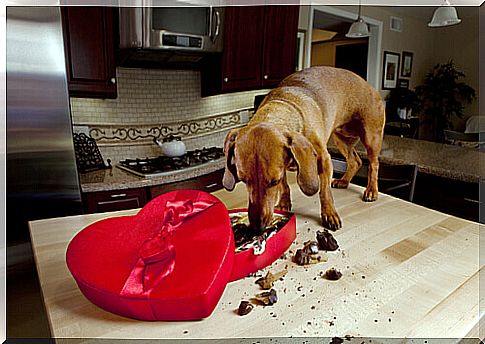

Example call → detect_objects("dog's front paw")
321 210 342 231
276 199 292 211
331 178 349 189
363 187 378 202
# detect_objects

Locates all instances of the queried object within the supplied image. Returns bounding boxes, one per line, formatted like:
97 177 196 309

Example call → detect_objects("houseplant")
415 60 475 142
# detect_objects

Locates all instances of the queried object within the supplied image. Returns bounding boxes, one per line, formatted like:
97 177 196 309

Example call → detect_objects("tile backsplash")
71 67 268 163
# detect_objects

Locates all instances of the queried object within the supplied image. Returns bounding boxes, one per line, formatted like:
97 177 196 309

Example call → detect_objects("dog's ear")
222 128 240 191
285 132 319 196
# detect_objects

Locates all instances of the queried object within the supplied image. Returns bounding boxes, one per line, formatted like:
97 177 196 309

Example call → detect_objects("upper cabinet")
61 7 117 99
202 6 300 97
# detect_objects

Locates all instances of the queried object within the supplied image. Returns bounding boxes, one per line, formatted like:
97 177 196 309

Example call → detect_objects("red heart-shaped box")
66 190 295 321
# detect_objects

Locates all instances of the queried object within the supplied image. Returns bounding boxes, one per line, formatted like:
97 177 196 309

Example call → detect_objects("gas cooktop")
117 147 225 178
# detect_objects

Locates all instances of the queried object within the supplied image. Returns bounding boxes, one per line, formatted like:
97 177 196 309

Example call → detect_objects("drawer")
83 188 148 214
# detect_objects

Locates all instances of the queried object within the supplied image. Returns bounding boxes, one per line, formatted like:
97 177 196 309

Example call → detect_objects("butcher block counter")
29 172 482 342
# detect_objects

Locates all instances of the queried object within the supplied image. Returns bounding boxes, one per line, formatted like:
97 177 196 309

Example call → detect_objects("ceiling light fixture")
428 0 462 27
346 0 370 38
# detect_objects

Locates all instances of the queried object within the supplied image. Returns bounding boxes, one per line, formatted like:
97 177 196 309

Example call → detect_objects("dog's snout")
248 202 272 232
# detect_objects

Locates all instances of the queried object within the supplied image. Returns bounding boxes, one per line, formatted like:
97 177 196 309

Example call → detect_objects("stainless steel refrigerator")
7 7 83 244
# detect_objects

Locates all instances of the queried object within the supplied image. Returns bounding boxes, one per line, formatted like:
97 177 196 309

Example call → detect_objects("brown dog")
222 66 385 231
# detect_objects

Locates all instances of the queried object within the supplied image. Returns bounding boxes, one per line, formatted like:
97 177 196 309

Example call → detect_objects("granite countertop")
80 136 484 193
79 158 226 193
328 135 484 183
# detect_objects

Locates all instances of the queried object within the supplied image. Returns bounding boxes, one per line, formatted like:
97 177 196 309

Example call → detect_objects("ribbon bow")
120 194 218 298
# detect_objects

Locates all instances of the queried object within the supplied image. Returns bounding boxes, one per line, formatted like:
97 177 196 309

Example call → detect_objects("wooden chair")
332 157 418 202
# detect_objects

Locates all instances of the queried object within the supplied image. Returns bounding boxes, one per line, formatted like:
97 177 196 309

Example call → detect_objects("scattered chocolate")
330 337 344 344
255 269 288 290
293 241 328 265
237 301 253 316
344 335 354 341
316 229 339 251
253 289 278 305
324 268 342 280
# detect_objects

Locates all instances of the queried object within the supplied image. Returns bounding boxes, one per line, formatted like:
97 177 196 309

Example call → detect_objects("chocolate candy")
237 301 254 316
316 230 339 251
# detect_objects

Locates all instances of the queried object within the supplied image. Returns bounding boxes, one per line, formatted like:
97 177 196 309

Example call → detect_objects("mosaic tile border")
74 109 252 146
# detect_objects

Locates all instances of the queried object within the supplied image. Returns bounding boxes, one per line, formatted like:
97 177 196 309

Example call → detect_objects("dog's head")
223 123 319 231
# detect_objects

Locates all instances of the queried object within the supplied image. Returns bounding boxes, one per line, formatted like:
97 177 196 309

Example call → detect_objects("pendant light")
428 0 462 27
346 0 370 38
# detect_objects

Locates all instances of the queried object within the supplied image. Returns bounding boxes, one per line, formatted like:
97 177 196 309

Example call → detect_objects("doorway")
306 5 383 89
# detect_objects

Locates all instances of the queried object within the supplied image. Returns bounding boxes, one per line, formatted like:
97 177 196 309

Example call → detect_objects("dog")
222 66 385 231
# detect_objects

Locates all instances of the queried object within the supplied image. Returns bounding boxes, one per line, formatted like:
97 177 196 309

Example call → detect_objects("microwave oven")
119 5 224 53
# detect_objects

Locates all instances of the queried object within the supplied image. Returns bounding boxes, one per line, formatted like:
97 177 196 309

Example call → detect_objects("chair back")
332 157 418 202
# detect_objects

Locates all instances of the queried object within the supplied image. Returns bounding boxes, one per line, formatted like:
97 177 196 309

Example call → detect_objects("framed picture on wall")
382 51 400 89
401 51 414 77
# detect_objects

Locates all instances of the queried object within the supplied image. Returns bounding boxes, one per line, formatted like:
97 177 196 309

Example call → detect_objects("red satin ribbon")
120 194 219 298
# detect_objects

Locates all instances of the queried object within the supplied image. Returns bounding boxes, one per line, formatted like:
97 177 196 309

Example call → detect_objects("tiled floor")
7 242 51 339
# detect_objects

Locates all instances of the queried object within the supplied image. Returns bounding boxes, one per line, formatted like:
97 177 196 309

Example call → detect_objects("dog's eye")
269 179 280 187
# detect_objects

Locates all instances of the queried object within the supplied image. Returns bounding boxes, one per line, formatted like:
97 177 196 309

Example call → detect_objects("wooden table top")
29 172 483 342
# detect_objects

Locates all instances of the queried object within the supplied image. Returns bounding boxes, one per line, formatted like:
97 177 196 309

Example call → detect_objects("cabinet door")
83 188 147 214
261 6 299 88
221 6 265 92
62 7 117 99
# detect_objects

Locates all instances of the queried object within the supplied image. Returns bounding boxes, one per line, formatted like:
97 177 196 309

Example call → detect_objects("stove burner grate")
118 147 225 176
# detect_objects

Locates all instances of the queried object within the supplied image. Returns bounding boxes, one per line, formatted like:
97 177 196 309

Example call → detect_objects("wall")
71 68 268 163
433 7 479 130
309 5 479 132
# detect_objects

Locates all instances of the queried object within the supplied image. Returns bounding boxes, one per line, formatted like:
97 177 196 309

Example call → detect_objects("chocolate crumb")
183 330 188 334
324 268 343 280
329 321 334 326
255 269 288 290
311 306 315 310
330 337 344 344
389 318 392 322
374 319 378 322
344 335 354 341
253 289 278 306
362 275 366 279
237 301 253 316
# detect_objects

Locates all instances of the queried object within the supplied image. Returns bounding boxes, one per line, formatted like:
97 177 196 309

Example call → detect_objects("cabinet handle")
110 193 127 198
264 75 268 80
464 197 480 204
224 77 229 83
205 183 218 189
110 78 116 84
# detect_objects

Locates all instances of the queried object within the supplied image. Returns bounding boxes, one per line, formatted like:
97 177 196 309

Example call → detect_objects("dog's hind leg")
361 129 383 202
331 132 362 189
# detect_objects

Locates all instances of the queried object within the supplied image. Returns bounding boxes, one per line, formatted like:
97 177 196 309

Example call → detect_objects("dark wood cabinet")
61 7 117 99
83 170 225 214
413 173 480 223
83 187 148 214
261 6 300 88
202 6 299 96
149 169 225 198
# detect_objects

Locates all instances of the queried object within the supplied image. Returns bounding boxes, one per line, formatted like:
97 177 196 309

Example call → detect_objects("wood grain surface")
29 172 483 342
